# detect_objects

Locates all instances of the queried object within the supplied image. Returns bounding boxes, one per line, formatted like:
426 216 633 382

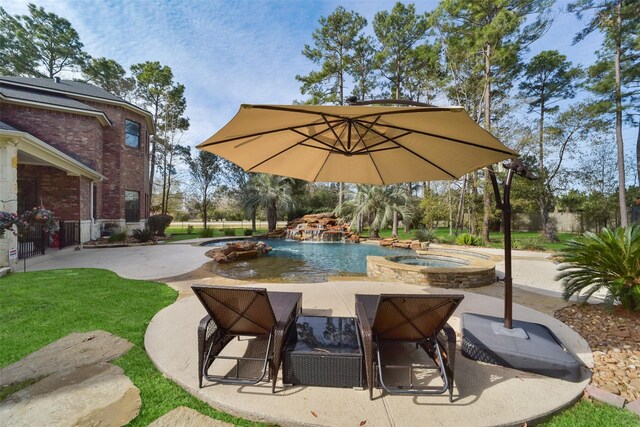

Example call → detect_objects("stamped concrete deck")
22 240 594 426
146 280 592 427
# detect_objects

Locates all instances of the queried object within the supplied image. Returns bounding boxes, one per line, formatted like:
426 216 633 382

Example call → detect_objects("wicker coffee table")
283 316 363 388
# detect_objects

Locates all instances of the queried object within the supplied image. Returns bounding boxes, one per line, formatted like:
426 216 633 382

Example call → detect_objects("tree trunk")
470 172 478 235
392 210 399 238
614 0 628 227
267 201 277 232
482 43 493 243
538 100 550 238
371 227 380 238
338 182 344 207
636 124 640 185
456 175 467 232
202 196 208 230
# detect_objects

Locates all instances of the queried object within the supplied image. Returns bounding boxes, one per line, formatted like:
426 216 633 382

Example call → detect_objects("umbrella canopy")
197 104 517 184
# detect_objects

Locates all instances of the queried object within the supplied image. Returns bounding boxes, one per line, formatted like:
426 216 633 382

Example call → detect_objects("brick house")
0 76 153 270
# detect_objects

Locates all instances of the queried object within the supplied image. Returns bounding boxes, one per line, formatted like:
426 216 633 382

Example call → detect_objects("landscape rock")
585 384 626 408
0 363 141 427
205 241 271 264
625 399 640 417
556 304 640 402
149 406 233 427
0 330 133 387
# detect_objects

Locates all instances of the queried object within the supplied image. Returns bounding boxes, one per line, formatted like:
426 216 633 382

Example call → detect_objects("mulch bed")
555 304 640 402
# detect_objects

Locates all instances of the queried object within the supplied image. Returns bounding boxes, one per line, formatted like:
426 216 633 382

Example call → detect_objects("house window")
125 191 140 222
125 120 140 148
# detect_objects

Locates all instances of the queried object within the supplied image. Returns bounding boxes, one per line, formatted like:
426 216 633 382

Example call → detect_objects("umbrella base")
460 313 586 382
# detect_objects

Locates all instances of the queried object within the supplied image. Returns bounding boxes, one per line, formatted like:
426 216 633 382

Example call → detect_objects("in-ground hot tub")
366 247 500 288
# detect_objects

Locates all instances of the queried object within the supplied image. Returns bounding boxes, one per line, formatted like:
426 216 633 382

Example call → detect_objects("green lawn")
0 269 264 426
1 269 638 426
165 222 576 252
164 226 269 242
360 227 576 252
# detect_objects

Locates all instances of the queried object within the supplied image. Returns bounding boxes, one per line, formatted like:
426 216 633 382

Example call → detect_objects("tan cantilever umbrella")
198 102 520 329
197 104 516 184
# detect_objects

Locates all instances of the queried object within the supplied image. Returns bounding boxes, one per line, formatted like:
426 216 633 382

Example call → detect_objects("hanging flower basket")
18 207 59 234
0 211 19 238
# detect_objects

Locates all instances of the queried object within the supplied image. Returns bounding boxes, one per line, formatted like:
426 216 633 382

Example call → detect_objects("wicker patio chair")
355 293 464 401
192 285 302 393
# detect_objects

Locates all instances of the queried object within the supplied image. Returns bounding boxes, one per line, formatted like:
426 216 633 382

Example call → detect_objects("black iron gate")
59 220 80 249
17 224 46 260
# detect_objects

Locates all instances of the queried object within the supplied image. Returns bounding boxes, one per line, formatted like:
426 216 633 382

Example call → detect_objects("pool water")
206 239 409 282
390 255 469 268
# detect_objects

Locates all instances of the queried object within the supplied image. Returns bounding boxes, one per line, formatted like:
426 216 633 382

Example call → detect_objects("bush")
132 227 154 243
108 230 127 243
147 214 173 236
414 228 436 243
243 228 253 236
187 225 194 234
200 228 215 238
454 233 482 246
514 237 545 251
223 228 236 236
556 225 640 311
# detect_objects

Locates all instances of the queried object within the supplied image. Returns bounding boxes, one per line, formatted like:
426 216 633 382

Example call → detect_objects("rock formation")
285 213 358 242
205 241 271 264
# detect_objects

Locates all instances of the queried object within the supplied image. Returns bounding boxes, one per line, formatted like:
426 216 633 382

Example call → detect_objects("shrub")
147 214 173 236
514 237 545 251
244 228 253 236
187 225 194 235
223 228 236 236
454 233 482 246
132 227 154 243
200 228 215 238
414 228 436 243
556 225 640 311
108 230 127 243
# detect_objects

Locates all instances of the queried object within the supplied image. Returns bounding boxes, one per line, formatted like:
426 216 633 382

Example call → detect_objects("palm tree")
556 224 640 311
243 174 295 232
336 184 414 238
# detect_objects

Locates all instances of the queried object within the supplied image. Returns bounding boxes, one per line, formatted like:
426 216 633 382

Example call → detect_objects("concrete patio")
146 280 592 427
22 240 594 426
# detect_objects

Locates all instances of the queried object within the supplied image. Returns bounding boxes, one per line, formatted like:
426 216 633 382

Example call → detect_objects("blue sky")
3 0 634 175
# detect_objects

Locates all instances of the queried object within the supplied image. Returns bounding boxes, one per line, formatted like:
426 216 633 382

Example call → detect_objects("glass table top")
288 316 361 354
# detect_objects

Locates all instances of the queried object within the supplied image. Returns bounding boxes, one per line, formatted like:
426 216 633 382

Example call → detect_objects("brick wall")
1 98 150 225
18 164 80 220
1 104 104 170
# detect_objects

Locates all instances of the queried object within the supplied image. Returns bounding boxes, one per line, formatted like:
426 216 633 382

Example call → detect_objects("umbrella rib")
311 134 343 182
198 118 345 147
244 127 345 172
356 120 514 156
351 131 412 154
350 116 381 152
291 128 347 153
363 125 458 179
322 114 349 152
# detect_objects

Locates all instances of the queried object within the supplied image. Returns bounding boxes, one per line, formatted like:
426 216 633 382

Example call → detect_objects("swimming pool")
204 238 410 282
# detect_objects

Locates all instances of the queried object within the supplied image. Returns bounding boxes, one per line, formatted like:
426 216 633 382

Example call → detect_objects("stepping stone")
0 330 133 386
0 363 141 427
150 407 234 426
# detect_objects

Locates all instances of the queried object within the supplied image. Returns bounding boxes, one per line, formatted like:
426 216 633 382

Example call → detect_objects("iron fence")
58 220 80 249
17 224 46 260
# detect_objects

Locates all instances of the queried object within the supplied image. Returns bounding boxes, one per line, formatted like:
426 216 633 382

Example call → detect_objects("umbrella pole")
488 161 525 329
